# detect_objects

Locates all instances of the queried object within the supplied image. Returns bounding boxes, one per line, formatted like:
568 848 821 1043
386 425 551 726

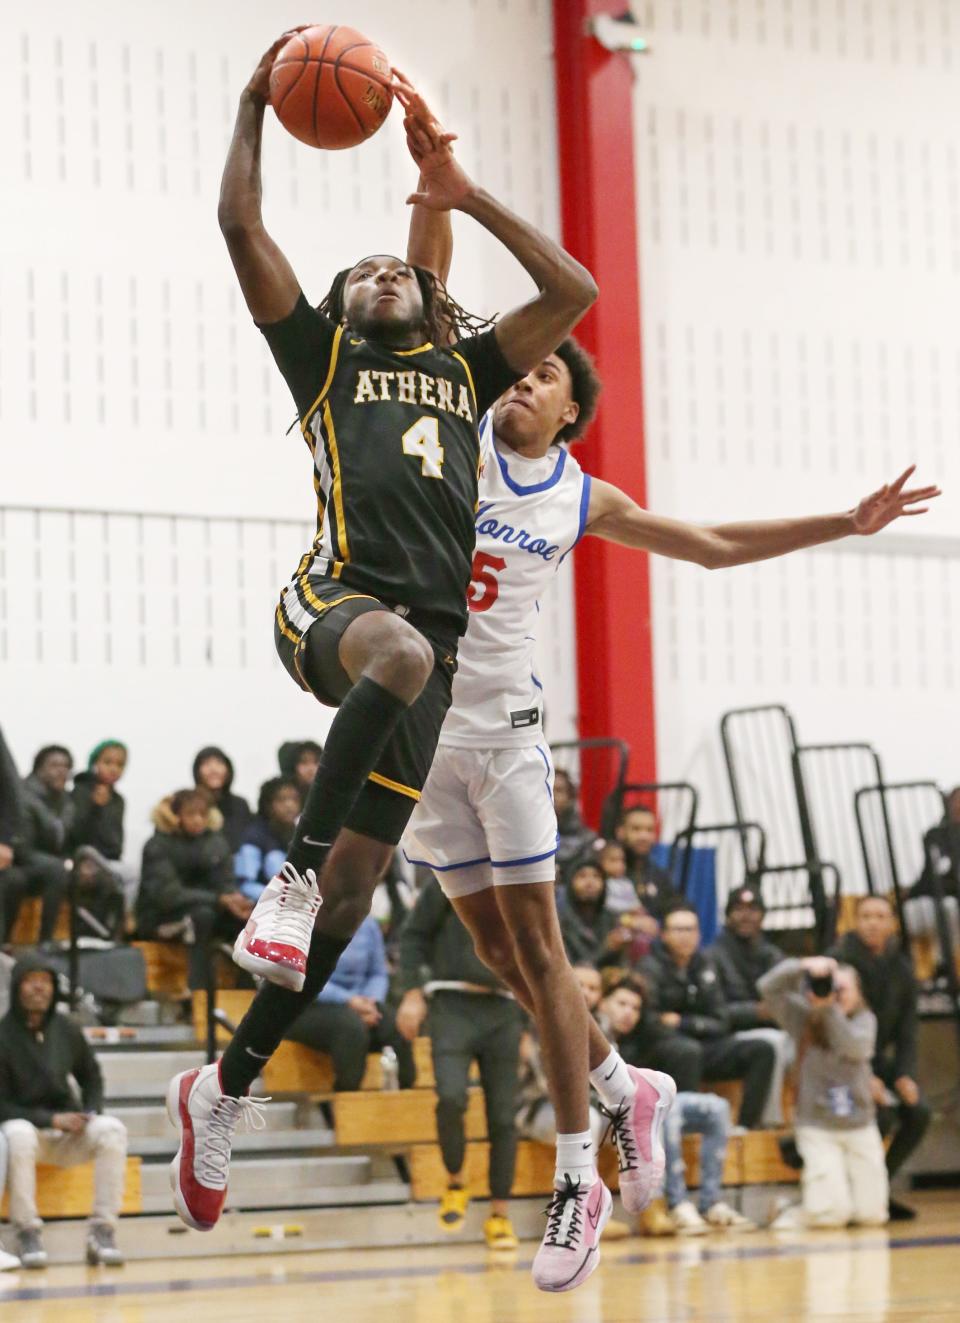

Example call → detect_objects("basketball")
269 24 393 150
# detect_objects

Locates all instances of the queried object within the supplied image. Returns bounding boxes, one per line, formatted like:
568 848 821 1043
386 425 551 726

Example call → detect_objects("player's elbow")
697 536 730 570
568 264 599 313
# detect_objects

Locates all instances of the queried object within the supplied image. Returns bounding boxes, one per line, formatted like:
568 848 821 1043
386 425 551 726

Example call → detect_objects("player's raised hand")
852 465 942 535
245 28 311 101
392 71 474 211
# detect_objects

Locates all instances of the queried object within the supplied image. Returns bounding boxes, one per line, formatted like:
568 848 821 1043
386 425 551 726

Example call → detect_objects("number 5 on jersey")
468 551 506 613
402 417 445 478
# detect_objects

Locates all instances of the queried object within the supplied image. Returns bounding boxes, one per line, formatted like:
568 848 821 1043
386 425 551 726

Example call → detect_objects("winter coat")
0 726 23 852
191 746 252 852
758 958 877 1130
624 851 681 922
709 927 786 1030
828 931 920 1081
318 916 389 1005
20 773 73 866
135 796 235 935
398 878 507 995
71 770 125 861
0 952 105 1125
234 815 292 902
640 942 730 1040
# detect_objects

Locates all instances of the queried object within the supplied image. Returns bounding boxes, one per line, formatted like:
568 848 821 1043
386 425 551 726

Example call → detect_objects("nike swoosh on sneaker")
587 1201 602 1229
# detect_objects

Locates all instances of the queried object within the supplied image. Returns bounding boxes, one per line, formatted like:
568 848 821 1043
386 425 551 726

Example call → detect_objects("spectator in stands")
616 806 681 921
191 747 252 853
396 877 522 1252
641 905 776 1129
14 747 75 944
136 789 251 990
71 741 127 863
906 787 960 963
572 962 603 1015
0 952 127 1266
710 886 791 1126
234 777 303 903
558 860 624 968
759 956 887 1228
278 740 324 801
830 894 931 1220
0 725 25 944
71 848 126 943
553 769 597 882
0 1131 18 1269
284 912 414 1091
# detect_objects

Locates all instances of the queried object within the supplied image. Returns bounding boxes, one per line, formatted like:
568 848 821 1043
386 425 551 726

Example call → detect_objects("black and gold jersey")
260 293 520 641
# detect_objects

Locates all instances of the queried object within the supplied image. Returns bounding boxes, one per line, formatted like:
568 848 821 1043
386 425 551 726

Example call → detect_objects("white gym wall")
0 0 578 862
633 1 959 824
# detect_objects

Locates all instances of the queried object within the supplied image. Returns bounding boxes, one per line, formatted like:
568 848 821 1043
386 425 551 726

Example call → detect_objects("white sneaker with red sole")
232 861 321 992
601 1066 676 1215
166 1062 268 1231
532 1174 613 1293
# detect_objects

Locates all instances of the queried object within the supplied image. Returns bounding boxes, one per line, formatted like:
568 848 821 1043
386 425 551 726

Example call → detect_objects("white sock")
555 1130 597 1189
590 1049 637 1110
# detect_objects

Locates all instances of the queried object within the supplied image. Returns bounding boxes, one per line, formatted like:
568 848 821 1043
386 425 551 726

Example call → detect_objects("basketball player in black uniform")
167 39 597 1233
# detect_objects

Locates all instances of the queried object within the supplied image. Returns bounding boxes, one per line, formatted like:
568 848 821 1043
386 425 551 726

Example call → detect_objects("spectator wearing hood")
191 747 252 853
13 746 74 943
136 789 251 989
829 894 931 1220
0 726 26 944
558 860 623 968
641 905 776 1129
709 886 792 1126
71 741 127 863
553 769 597 883
0 952 127 1267
277 740 323 800
235 777 303 902
904 786 960 966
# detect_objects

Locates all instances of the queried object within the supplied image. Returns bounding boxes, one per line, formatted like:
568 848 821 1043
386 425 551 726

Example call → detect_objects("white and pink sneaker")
166 1063 268 1231
532 1174 613 1293
233 861 321 991
602 1067 676 1214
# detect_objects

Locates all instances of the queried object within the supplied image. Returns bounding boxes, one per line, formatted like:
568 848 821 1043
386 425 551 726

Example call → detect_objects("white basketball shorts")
402 744 558 899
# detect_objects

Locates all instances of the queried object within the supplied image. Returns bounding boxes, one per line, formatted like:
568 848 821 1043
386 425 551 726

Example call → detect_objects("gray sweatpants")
429 991 522 1202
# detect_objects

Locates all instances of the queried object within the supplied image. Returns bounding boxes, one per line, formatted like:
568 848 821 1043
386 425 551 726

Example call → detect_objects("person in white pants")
0 955 127 1267
758 957 888 1229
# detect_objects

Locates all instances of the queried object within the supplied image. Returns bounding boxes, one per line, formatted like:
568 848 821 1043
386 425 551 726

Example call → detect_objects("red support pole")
552 0 657 815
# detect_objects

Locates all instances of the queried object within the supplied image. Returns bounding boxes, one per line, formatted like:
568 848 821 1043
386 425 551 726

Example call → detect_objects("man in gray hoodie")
758 956 888 1228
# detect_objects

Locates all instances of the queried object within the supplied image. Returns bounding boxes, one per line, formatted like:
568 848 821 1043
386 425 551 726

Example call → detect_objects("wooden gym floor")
1 1191 958 1322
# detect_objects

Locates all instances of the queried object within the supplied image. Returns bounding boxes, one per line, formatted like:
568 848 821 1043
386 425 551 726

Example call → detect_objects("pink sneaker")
166 1063 268 1231
233 861 321 991
602 1067 676 1214
532 1175 613 1293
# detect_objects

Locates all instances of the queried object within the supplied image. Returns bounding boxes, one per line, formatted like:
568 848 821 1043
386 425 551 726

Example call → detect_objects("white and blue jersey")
439 415 591 750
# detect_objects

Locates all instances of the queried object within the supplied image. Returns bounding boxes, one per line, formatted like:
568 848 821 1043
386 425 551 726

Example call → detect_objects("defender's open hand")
853 465 941 535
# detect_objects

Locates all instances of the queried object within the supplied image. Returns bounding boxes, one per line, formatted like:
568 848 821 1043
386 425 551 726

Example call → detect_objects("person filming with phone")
757 955 888 1229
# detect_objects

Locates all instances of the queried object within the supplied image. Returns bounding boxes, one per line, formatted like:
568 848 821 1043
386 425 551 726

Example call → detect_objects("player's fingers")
901 507 929 516
406 191 429 206
890 464 916 493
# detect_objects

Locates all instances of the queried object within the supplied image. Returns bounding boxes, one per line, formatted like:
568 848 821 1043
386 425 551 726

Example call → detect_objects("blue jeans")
664 1092 731 1212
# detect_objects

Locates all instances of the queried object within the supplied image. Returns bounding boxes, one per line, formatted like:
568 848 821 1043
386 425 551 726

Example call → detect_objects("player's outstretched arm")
585 465 941 569
395 76 597 372
218 34 305 325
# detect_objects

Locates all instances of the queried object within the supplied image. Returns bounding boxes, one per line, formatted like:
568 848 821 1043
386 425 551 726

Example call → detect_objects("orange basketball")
269 24 393 150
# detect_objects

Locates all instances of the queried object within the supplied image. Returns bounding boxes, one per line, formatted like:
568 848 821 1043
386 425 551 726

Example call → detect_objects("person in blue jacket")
283 914 415 1091
234 778 303 903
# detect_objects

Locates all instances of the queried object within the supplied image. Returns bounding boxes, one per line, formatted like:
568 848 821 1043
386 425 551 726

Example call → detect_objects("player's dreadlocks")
317 263 494 345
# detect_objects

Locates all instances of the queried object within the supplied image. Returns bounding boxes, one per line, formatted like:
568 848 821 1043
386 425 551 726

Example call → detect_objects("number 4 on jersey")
468 551 506 613
402 417 445 478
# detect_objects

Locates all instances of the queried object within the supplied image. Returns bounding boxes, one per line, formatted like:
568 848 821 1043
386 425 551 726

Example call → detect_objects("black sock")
219 928 350 1097
287 676 408 875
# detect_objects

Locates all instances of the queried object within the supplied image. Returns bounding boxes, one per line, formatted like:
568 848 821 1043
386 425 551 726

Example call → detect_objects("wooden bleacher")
0 1158 143 1219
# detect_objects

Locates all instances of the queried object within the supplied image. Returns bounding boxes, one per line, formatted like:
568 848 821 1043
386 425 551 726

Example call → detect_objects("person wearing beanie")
191 747 252 852
71 741 127 863
708 885 791 1127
